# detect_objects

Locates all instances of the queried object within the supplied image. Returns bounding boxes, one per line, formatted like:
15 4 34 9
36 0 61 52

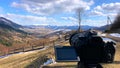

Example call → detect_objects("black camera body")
69 30 116 64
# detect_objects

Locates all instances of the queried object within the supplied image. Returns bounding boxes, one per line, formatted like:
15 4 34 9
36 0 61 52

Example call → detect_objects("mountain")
26 25 97 30
0 17 22 28
94 25 107 31
23 25 97 37
0 17 29 47
46 25 97 30
0 17 26 33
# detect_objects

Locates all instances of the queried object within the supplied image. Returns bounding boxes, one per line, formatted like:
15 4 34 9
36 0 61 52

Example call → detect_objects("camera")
69 30 116 63
55 29 116 68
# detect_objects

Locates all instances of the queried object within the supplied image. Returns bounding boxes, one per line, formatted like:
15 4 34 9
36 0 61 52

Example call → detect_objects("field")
0 46 54 68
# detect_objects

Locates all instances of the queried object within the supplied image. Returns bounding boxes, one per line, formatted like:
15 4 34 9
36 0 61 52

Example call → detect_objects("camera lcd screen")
54 46 80 62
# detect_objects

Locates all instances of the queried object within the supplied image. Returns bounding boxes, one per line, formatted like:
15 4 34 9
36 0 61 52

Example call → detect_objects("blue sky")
0 0 120 27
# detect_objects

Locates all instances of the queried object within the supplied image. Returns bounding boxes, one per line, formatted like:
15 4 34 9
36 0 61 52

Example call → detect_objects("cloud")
11 0 94 15
89 10 105 16
61 17 79 25
61 17 77 22
89 2 120 17
11 2 31 12
82 19 107 27
0 13 57 25
0 13 78 26
94 2 120 12
26 0 55 4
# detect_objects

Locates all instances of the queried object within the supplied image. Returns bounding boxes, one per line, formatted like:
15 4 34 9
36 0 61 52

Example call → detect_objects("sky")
0 0 120 27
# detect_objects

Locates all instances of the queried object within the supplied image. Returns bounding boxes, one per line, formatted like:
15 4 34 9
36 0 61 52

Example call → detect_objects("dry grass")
0 46 54 68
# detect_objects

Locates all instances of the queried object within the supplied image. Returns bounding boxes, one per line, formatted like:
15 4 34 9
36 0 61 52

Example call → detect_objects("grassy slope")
0 46 54 68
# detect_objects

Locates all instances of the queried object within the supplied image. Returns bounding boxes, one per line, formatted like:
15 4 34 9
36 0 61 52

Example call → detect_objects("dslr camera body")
69 29 116 64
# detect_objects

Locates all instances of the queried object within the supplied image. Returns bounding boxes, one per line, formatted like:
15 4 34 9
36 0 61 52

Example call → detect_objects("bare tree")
107 16 112 30
76 8 84 32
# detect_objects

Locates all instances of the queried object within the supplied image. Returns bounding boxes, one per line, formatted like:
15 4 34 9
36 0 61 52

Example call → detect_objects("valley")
0 17 120 68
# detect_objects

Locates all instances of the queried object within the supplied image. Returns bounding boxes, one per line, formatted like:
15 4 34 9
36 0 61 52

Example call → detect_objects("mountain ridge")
25 25 98 30
0 17 22 29
0 17 26 34
0 17 28 46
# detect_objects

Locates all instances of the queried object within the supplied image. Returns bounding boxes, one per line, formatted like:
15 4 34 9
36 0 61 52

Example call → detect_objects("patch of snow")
0 51 35 59
0 46 47 59
110 33 120 38
101 34 106 36
43 59 53 65
0 55 7 58
43 58 56 66
98 33 106 37
0 54 13 59
50 29 71 34
97 32 106 37
102 38 116 43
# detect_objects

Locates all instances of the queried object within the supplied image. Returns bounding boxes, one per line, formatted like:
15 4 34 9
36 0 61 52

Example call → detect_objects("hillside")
0 17 39 55
0 17 22 29
0 17 26 46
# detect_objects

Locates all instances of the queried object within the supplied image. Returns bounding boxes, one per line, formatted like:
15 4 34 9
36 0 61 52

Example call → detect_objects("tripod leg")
77 62 103 68
77 62 85 68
